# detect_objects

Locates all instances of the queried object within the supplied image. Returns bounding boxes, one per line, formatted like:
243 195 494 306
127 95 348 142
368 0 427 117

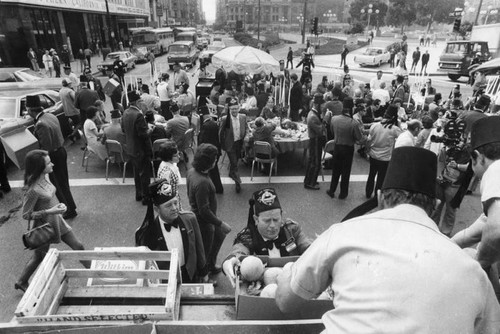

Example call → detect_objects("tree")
349 0 388 27
458 21 473 39
414 0 462 32
386 0 416 34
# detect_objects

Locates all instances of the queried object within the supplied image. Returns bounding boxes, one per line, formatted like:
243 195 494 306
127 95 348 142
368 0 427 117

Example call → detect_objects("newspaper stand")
14 248 182 324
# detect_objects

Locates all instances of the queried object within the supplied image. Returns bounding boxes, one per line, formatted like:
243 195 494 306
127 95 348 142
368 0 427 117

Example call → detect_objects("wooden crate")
14 248 182 323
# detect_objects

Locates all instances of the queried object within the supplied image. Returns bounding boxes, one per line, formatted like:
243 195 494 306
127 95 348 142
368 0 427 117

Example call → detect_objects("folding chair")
320 139 336 181
81 134 99 172
105 140 132 183
251 141 277 183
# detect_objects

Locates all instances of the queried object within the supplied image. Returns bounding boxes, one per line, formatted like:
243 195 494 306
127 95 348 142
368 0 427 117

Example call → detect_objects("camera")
430 117 466 148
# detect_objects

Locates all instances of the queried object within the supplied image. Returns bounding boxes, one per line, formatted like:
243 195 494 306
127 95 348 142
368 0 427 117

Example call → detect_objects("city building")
0 0 152 67
157 0 205 27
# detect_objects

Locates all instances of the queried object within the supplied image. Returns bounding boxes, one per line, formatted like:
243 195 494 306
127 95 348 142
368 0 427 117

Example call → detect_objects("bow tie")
164 221 179 232
264 239 280 250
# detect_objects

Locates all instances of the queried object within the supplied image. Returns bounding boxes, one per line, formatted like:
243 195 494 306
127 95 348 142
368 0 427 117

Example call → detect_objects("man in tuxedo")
219 99 247 193
121 91 152 204
136 179 209 283
289 73 303 122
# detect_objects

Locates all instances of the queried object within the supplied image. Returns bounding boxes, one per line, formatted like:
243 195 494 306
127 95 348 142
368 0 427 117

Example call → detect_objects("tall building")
215 0 317 31
159 0 203 26
0 0 151 67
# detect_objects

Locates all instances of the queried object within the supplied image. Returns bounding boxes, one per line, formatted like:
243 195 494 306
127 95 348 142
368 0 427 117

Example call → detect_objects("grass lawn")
293 37 368 56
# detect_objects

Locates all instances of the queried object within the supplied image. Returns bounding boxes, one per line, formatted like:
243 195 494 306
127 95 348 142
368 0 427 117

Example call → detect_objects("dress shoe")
63 210 78 219
326 190 335 198
304 184 320 190
235 182 241 193
15 282 29 292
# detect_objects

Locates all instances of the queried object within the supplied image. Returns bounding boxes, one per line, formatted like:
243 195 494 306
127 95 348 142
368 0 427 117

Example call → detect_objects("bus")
131 27 174 56
172 26 196 38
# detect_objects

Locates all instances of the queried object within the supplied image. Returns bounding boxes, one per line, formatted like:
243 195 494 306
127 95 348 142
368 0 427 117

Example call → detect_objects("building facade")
156 0 204 27
0 0 151 67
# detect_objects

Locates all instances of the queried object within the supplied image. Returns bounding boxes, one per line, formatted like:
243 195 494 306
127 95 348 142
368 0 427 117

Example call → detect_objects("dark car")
97 51 137 76
0 67 62 91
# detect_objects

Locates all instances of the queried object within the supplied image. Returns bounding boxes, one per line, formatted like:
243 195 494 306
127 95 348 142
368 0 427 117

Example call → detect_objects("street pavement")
0 35 482 323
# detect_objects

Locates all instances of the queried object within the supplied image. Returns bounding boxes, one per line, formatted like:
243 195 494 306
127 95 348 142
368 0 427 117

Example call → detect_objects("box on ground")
0 127 38 169
235 256 333 320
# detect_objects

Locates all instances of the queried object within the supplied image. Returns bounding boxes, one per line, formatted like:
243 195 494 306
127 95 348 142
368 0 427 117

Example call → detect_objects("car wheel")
169 65 173 71
448 74 461 81
378 61 382 67
132 63 135 69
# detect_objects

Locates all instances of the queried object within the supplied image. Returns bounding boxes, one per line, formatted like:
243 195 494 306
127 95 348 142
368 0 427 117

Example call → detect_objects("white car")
199 42 226 63
353 47 390 67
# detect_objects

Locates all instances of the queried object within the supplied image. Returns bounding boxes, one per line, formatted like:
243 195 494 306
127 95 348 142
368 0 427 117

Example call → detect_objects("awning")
117 18 146 27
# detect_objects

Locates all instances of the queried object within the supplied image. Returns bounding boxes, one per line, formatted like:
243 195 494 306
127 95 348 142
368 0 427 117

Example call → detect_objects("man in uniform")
135 179 209 283
222 188 311 287
219 99 246 193
121 91 152 204
26 95 77 219
276 146 500 333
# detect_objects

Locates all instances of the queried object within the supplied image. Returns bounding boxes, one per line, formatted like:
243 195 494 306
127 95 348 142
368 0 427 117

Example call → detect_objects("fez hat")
127 91 141 103
228 98 239 107
149 179 177 206
475 95 491 110
470 116 500 150
313 93 325 105
382 147 437 198
252 188 282 216
26 95 42 108
110 109 121 119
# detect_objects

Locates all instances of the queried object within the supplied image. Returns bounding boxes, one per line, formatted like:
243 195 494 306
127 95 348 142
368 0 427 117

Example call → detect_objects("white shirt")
158 216 185 267
481 159 500 211
394 130 415 148
231 115 241 141
289 204 500 334
67 72 79 87
157 81 171 101
372 88 390 105
370 77 383 91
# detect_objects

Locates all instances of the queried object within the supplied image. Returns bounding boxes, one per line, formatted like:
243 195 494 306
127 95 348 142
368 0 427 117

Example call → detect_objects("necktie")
264 239 279 250
164 221 179 232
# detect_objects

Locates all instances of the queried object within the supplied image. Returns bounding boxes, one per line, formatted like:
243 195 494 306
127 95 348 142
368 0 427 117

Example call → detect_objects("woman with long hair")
157 141 182 209
15 150 88 292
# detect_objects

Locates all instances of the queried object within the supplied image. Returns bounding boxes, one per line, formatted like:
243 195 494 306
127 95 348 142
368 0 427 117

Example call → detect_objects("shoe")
339 194 348 200
136 195 143 202
15 282 29 292
326 190 335 198
209 265 222 275
235 182 241 193
63 210 78 219
304 184 320 190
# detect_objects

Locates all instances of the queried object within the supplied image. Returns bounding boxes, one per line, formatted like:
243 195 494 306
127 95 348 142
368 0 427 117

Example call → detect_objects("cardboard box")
0 127 38 169
235 256 333 320
104 78 121 96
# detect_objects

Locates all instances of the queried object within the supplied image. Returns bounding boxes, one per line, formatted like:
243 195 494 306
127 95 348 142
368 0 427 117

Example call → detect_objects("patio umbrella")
470 57 500 75
211 46 280 75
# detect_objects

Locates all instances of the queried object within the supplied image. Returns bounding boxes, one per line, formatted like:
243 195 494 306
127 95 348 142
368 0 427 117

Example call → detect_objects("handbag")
22 219 55 250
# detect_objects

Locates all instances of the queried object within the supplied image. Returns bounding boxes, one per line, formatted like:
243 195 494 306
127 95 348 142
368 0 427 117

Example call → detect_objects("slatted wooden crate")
14 248 182 323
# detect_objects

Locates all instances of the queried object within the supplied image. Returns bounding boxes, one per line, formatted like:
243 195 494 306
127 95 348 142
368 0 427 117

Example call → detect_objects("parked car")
97 51 137 76
0 89 71 165
0 67 62 91
354 47 391 67
438 40 490 81
199 41 226 64
167 41 199 69
130 47 148 63
197 37 210 50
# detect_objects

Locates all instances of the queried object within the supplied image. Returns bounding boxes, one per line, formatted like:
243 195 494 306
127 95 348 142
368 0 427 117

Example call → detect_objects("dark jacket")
75 87 99 112
289 81 303 112
224 219 311 261
136 212 207 281
121 105 152 157
199 118 221 154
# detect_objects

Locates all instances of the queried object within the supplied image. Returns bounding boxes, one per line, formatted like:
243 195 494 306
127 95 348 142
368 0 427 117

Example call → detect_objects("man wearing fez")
219 98 246 193
222 188 311 287
276 147 500 332
452 116 500 299
121 91 152 204
304 93 326 190
135 179 209 283
26 95 77 219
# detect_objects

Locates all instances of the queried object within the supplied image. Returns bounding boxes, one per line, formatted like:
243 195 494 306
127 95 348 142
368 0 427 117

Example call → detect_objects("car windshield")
169 45 188 53
14 69 44 82
445 43 468 55
0 99 16 118
365 49 381 55
106 53 123 60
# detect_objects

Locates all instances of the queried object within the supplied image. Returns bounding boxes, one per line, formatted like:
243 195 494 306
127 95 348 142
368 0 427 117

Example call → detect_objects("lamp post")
473 0 484 26
301 0 308 44
361 4 373 30
279 16 287 35
485 5 494 24
257 0 261 41
297 14 303 35
323 9 333 34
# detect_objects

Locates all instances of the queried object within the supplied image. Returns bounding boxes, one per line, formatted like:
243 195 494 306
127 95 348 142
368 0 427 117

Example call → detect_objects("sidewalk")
274 33 446 77
66 53 109 77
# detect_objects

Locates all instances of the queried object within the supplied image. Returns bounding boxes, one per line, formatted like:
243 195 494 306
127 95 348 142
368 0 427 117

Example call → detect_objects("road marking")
6 175 370 188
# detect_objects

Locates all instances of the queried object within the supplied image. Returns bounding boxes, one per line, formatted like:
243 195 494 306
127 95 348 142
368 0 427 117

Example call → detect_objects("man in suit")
121 91 153 204
165 103 190 152
75 80 99 136
85 68 106 102
26 95 77 219
199 114 223 194
289 73 303 122
219 98 247 193
27 48 39 71
135 179 209 283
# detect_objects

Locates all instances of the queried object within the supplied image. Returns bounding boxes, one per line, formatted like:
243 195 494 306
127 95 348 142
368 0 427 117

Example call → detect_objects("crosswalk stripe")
6 174 370 188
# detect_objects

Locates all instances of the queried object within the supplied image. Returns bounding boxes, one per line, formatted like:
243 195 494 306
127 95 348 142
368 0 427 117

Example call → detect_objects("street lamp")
297 14 304 34
279 16 287 34
361 3 373 30
485 5 494 24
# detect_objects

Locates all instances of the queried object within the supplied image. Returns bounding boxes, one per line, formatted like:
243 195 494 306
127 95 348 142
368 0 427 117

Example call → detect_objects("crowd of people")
6 36 500 332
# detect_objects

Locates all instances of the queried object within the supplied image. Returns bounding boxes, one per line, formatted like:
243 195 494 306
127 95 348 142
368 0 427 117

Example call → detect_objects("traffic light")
313 17 319 35
453 18 461 33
